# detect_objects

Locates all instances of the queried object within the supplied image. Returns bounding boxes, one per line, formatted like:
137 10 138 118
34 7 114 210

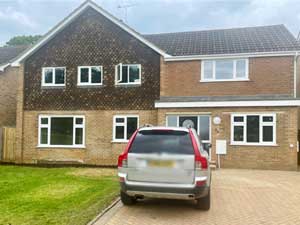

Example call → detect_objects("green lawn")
0 165 119 225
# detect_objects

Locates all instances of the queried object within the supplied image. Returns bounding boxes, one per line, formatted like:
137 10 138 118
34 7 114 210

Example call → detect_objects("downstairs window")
113 115 139 142
231 114 276 145
38 116 85 147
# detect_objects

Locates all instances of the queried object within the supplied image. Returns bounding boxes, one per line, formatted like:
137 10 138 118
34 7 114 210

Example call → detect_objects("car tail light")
117 130 138 168
189 130 208 170
118 153 128 168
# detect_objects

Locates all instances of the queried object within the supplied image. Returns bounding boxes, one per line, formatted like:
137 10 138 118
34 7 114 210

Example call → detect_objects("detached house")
8 0 300 170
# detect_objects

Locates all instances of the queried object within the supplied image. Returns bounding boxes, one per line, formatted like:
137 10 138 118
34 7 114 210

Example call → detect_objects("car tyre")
120 191 136 205
195 189 210 210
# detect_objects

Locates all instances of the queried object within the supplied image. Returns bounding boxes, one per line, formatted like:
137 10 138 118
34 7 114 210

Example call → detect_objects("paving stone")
96 169 300 225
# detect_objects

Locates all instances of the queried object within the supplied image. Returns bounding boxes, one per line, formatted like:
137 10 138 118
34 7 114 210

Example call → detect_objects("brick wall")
161 57 294 97
23 7 160 111
157 106 298 170
0 66 18 127
18 110 157 165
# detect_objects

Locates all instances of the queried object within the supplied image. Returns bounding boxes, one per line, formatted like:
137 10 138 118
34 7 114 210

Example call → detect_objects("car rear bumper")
121 182 209 200
119 172 210 200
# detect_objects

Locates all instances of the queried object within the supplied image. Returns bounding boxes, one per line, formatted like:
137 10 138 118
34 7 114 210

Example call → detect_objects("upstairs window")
78 66 103 85
201 59 248 82
115 64 141 85
231 114 276 145
42 67 65 87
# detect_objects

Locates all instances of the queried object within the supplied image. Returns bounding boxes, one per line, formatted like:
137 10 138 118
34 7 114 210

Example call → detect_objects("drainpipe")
294 52 299 98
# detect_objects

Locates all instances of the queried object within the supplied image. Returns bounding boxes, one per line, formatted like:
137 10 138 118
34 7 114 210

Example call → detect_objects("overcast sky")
0 0 300 46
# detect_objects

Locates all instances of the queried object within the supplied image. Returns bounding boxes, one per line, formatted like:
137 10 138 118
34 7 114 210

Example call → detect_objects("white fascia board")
0 63 10 72
164 51 299 62
11 1 169 67
155 100 300 108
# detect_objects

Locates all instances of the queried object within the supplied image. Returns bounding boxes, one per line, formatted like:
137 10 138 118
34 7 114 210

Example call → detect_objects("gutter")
164 51 299 61
155 99 300 108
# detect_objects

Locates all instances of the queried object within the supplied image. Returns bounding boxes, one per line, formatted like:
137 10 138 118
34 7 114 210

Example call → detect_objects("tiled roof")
143 25 300 56
0 45 28 65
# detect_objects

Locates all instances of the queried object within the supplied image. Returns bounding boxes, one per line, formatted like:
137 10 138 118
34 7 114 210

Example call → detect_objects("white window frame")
42 67 66 87
200 58 249 82
115 63 141 85
38 115 85 148
231 113 276 146
112 115 139 142
77 66 103 86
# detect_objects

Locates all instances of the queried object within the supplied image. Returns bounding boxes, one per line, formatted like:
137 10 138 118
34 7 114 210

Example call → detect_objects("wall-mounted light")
213 116 221 125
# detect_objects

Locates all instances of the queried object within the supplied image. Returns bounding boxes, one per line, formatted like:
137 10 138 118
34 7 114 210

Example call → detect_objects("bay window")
201 58 248 81
38 115 85 147
231 114 276 145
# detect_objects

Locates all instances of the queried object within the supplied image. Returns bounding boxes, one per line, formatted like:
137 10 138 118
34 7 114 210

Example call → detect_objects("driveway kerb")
88 198 122 225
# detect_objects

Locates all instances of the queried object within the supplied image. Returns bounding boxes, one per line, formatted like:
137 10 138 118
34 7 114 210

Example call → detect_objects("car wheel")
120 191 136 205
195 189 210 210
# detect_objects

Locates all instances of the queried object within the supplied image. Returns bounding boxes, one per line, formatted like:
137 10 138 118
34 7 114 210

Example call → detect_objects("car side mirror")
207 143 212 148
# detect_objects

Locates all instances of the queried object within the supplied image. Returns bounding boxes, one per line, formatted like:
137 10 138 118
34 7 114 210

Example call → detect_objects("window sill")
37 145 86 149
41 85 65 89
111 140 129 144
115 83 141 87
230 143 278 147
77 84 103 87
199 79 249 83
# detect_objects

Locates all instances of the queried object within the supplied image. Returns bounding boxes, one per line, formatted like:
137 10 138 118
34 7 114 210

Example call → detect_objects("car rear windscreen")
129 130 194 155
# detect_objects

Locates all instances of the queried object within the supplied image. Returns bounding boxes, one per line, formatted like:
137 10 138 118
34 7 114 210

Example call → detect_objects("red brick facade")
160 57 294 97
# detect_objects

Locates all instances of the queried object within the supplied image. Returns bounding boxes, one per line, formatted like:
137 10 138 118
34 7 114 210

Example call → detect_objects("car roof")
138 126 190 132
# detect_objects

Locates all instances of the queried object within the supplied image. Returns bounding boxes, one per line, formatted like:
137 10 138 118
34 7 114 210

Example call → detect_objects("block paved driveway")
94 169 300 225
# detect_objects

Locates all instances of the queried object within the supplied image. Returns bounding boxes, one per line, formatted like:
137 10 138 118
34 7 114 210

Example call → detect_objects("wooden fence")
0 127 16 162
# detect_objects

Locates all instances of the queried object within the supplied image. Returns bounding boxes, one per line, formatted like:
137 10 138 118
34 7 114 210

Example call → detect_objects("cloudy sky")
0 0 300 46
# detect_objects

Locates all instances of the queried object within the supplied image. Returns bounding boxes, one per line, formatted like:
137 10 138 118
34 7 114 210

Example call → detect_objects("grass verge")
0 165 119 225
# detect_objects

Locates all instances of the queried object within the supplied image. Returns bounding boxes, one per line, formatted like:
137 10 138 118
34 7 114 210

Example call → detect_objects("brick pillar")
160 56 166 97
15 64 24 164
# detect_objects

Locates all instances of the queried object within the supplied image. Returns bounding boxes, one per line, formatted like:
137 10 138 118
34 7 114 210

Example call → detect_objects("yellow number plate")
148 160 174 168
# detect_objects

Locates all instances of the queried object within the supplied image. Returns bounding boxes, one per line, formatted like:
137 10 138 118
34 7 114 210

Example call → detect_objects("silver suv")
117 126 211 210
